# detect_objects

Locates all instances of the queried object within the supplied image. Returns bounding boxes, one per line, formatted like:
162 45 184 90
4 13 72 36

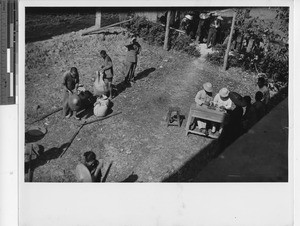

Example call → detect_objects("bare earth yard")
25 15 258 182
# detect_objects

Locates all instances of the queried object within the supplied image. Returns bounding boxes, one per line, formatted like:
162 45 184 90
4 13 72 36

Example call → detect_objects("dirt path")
25 30 257 182
121 44 216 182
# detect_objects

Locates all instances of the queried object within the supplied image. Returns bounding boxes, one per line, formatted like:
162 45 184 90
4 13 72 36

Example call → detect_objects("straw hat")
185 15 193 20
203 82 213 92
101 94 108 100
200 13 207 19
229 92 247 107
219 88 229 98
75 163 92 182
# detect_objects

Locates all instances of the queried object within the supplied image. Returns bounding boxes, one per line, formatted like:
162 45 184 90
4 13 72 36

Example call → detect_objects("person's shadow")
112 67 156 99
122 172 138 182
134 67 156 81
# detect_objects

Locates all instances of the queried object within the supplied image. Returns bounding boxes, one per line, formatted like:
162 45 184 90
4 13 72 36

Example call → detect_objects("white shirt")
213 93 232 110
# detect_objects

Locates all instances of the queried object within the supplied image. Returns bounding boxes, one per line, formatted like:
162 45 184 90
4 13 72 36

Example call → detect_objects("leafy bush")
123 16 200 57
206 8 289 83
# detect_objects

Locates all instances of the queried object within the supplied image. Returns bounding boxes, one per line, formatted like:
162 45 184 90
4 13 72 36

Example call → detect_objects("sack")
94 72 108 96
93 103 108 117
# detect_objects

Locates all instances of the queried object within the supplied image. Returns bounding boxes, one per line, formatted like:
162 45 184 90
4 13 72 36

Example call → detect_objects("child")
211 87 232 136
257 77 270 105
76 151 104 182
194 82 213 133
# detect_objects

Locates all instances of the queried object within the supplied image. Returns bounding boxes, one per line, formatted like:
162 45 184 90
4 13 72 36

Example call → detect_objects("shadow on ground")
163 86 288 182
122 172 139 182
25 143 70 181
135 67 156 81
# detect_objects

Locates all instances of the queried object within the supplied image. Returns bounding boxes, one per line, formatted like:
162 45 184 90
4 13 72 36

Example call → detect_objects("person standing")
206 15 222 48
124 36 141 86
62 67 80 119
99 50 114 99
252 91 266 121
195 13 206 44
242 95 257 132
219 92 246 147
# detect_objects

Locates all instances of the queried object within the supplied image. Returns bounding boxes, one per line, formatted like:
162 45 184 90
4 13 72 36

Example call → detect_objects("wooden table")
185 103 227 137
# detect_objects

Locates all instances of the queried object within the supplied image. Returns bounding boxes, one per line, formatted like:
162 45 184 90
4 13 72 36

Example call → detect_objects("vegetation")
123 16 201 57
206 8 289 85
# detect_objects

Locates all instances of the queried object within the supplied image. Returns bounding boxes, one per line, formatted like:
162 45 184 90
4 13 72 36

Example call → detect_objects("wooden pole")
27 107 63 124
163 10 171 50
223 12 236 71
95 10 102 28
82 18 133 36
59 111 122 158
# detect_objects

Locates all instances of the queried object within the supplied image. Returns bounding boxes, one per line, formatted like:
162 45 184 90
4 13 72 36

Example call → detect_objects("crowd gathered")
193 76 270 146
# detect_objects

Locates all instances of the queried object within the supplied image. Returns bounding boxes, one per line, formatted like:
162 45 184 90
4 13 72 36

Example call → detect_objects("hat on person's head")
229 92 247 107
101 94 108 100
217 16 223 20
257 77 266 85
203 82 213 92
219 88 229 98
185 15 193 20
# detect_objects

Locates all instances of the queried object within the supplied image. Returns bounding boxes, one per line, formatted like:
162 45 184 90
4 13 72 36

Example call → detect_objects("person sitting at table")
210 87 232 137
194 82 213 133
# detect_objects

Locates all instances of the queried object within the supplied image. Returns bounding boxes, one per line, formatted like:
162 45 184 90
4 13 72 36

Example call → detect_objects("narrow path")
130 44 217 181
169 43 214 105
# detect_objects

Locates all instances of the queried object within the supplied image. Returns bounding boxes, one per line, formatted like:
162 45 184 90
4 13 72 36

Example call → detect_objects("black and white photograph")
24 6 289 183
0 0 297 225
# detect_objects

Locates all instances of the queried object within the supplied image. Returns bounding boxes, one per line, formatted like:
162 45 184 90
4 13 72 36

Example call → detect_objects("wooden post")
95 10 101 28
163 10 171 50
223 12 236 71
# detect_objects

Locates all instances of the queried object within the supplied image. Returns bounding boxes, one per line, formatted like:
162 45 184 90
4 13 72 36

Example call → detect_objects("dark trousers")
63 91 72 116
104 77 113 98
207 28 217 47
125 61 137 83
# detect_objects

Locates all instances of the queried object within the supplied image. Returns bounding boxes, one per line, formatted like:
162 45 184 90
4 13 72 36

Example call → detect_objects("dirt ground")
25 13 258 182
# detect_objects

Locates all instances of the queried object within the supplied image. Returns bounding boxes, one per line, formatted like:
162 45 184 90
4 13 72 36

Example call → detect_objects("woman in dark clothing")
219 92 246 149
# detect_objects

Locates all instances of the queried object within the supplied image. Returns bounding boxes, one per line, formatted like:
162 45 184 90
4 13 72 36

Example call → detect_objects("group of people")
180 12 224 48
194 76 270 142
61 36 141 120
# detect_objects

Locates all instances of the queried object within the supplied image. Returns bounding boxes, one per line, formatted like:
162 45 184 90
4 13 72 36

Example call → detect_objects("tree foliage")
123 16 200 57
207 7 289 84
